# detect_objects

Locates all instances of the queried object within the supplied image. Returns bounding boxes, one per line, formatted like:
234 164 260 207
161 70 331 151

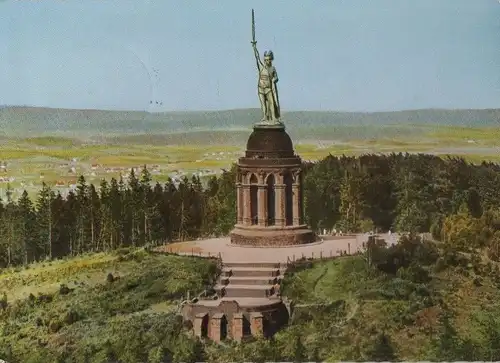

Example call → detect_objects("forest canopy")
0 152 499 267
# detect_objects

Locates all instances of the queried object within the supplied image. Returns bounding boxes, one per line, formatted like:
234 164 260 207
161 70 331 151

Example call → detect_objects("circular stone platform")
159 233 400 263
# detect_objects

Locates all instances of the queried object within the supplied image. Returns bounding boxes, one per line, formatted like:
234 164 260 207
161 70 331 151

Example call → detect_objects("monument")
230 9 316 247
180 10 316 341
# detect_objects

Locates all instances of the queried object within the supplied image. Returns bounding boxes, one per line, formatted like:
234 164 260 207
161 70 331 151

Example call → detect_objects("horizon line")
2 105 500 114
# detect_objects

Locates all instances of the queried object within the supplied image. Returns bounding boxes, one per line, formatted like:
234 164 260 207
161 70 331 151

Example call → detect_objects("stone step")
220 276 281 286
221 267 280 278
215 284 275 298
224 261 282 269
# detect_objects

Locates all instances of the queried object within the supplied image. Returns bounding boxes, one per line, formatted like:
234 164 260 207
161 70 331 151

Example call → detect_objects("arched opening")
266 174 276 226
220 315 228 340
284 172 293 226
243 315 252 337
250 174 258 225
201 314 209 338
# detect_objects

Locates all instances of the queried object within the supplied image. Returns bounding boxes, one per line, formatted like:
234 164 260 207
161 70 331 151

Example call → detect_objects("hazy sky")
1 0 499 112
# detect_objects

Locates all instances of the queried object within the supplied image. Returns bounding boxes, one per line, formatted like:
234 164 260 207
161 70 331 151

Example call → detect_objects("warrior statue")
251 9 281 124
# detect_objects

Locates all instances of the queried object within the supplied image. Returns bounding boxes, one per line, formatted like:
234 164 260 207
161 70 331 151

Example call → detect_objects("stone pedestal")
230 124 315 246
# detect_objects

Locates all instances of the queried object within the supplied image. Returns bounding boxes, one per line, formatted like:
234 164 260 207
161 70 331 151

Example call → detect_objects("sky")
1 0 499 112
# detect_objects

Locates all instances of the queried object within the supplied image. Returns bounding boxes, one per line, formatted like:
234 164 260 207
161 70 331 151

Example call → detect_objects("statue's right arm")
253 45 262 70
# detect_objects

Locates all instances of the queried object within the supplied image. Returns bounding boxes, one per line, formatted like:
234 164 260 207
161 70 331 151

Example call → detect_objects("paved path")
159 233 399 264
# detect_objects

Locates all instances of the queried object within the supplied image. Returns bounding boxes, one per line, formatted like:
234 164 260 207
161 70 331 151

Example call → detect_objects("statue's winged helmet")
263 50 274 60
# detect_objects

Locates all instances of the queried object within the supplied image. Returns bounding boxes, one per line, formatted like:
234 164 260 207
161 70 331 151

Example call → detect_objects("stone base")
181 298 289 339
253 120 285 130
230 224 316 247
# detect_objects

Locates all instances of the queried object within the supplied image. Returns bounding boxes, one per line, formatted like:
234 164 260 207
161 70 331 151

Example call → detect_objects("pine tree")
64 190 79 256
98 178 112 251
50 193 67 258
2 189 19 266
109 177 123 249
150 182 166 244
127 169 141 247
87 184 101 251
139 166 153 244
18 190 36 264
75 176 90 254
36 182 56 259
338 169 364 233
364 332 397 362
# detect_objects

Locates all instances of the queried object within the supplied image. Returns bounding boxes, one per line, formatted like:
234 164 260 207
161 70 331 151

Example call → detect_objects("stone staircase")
215 262 284 300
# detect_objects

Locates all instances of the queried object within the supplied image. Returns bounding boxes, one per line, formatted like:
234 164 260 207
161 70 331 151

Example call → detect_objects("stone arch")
284 171 293 226
200 314 209 337
220 315 228 340
266 173 276 226
293 170 301 184
250 174 258 225
247 172 257 184
243 315 252 336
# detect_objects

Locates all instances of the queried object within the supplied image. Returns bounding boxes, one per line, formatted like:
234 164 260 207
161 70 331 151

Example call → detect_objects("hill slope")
2 240 500 362
0 106 499 138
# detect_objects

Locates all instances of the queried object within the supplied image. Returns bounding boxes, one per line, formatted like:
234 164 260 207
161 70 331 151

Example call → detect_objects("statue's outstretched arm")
252 44 263 70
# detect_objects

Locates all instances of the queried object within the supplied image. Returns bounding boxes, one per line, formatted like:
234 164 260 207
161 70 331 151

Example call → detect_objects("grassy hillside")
1 106 499 138
3 239 500 362
0 249 217 362
273 242 500 361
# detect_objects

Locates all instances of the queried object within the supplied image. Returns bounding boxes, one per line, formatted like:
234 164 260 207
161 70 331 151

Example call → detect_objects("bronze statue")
251 9 281 125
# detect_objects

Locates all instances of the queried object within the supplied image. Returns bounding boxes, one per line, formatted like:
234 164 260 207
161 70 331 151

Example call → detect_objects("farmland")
1 106 499 200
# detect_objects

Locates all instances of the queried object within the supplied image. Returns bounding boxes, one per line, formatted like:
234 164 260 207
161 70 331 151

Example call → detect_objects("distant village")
0 149 243 200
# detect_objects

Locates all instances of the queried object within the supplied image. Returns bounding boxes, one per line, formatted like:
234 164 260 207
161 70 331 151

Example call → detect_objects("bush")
0 292 7 310
106 273 115 283
37 293 53 304
59 284 71 295
48 320 63 333
63 309 80 325
397 264 431 283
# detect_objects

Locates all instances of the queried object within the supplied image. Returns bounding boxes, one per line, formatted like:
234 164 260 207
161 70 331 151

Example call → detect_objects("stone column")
275 172 285 227
242 185 251 226
194 312 208 338
250 312 264 337
232 313 244 342
292 182 300 226
236 183 243 224
258 185 267 226
274 184 285 227
210 313 225 342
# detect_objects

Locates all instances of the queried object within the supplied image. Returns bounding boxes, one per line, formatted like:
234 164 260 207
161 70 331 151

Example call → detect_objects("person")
251 42 280 123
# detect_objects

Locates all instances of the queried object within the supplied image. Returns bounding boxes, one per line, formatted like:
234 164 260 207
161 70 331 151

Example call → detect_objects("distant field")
1 124 499 200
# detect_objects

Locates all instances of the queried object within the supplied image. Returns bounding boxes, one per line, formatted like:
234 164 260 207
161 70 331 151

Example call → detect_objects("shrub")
106 273 115 283
37 293 53 304
63 309 80 325
48 320 63 333
59 284 71 295
0 292 7 311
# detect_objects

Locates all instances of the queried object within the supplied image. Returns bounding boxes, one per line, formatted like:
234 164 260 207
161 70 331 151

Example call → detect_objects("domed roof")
245 125 295 158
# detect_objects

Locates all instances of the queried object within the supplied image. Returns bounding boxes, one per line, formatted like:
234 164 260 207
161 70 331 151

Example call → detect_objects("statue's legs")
258 92 268 121
266 92 277 121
